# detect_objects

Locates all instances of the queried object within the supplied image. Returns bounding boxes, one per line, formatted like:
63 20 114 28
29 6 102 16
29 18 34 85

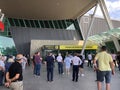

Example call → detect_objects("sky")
87 0 120 20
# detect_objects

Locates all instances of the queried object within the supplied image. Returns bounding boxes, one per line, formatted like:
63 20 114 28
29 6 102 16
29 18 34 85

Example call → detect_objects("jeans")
0 70 4 85
118 64 120 71
35 63 41 76
58 62 63 74
33 64 36 75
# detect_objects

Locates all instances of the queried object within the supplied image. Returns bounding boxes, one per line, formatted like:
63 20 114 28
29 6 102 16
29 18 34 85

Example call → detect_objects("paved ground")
0 63 120 90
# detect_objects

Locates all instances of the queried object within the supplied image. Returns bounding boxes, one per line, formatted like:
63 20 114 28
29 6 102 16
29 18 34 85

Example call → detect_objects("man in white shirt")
87 53 92 68
72 53 82 82
21 55 27 70
56 53 64 74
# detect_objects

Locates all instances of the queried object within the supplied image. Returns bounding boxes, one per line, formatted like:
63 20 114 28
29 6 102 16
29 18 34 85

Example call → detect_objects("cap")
16 54 23 61
8 58 14 62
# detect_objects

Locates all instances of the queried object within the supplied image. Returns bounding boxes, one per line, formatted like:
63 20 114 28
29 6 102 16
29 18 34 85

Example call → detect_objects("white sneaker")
68 72 70 75
81 74 84 77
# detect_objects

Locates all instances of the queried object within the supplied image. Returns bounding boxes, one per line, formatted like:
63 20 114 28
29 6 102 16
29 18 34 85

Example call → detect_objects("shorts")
10 81 23 90
97 71 111 83
65 66 70 69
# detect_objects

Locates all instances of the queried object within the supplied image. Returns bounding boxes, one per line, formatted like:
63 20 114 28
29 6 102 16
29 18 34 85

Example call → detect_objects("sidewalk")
0 63 120 90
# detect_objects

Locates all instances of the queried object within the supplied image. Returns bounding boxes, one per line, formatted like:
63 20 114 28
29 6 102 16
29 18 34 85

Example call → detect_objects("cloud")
105 0 120 19
106 0 120 20
105 0 120 12
87 0 120 20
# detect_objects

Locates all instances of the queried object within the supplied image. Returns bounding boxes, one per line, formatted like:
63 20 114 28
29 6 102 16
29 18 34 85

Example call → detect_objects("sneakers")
78 73 84 77
81 74 84 77
37 75 40 78
47 80 53 83
34 75 40 78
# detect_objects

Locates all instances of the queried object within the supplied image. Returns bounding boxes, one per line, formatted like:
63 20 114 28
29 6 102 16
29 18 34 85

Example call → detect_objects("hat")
8 58 14 62
16 54 23 61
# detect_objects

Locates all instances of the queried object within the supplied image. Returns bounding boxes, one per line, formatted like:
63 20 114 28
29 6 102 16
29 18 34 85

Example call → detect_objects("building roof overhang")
0 0 98 20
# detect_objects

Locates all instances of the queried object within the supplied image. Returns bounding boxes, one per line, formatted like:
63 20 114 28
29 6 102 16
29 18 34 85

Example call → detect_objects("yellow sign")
60 45 98 50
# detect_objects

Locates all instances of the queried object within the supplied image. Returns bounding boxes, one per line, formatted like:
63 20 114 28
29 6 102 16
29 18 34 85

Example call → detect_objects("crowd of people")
32 51 85 82
28 48 120 90
1 46 120 90
0 54 28 90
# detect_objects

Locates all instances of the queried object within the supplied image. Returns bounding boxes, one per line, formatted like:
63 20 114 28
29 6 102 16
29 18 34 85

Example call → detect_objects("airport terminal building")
0 0 120 56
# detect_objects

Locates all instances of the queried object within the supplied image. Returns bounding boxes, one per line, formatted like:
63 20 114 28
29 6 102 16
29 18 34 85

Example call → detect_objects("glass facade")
0 18 82 38
0 36 17 55
8 18 80 30
105 41 116 53
88 28 120 53
88 28 120 44
0 17 82 55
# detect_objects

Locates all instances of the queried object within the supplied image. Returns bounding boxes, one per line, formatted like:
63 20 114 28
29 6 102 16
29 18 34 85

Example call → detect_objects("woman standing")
64 54 71 75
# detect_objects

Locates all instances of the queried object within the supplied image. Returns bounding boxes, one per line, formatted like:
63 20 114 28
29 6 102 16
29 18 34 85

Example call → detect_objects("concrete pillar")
81 4 98 55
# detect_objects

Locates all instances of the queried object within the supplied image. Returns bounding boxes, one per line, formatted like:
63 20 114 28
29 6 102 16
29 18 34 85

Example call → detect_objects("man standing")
72 53 82 82
93 46 115 90
5 54 23 90
56 53 64 75
87 53 92 68
34 52 42 77
45 52 54 82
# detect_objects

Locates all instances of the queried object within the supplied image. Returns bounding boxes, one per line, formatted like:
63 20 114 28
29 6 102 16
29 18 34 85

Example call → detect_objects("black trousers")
88 60 92 67
47 67 54 81
72 65 79 82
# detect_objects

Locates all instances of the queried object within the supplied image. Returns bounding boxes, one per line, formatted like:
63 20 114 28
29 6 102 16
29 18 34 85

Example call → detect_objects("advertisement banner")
60 45 98 50
0 21 4 31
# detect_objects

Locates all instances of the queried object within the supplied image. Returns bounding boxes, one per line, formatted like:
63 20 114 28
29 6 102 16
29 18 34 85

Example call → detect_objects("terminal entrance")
41 45 98 59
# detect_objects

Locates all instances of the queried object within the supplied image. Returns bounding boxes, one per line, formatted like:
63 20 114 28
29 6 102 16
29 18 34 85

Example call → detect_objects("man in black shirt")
45 52 54 82
5 54 23 90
